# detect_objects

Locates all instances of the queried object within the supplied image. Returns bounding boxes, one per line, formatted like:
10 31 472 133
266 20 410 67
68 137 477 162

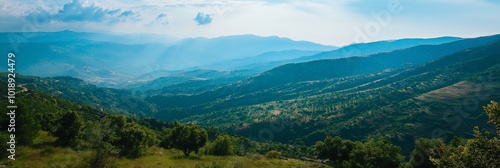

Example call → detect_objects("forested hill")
146 34 500 120
0 73 156 117
170 39 500 156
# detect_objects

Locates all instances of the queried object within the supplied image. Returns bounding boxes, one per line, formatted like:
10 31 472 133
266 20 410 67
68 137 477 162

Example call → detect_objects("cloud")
157 13 167 20
24 0 137 25
194 12 213 25
150 13 168 25
120 10 134 17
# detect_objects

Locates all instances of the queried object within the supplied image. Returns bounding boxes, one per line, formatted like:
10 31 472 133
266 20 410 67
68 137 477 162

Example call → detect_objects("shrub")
265 150 281 159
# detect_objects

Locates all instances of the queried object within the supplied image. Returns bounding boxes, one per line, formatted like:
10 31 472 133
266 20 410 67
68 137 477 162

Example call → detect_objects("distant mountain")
0 31 336 87
253 37 462 71
298 37 462 61
203 50 323 70
0 39 168 87
0 30 178 45
156 34 337 69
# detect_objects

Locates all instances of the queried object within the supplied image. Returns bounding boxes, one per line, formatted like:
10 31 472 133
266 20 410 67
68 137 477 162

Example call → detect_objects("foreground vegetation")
0 76 499 167
9 133 325 168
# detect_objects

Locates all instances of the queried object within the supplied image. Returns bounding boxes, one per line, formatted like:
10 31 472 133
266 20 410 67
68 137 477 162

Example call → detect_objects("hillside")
128 69 255 93
1 37 499 167
0 73 155 116
5 35 498 158
0 79 333 167
151 39 500 157
146 34 500 120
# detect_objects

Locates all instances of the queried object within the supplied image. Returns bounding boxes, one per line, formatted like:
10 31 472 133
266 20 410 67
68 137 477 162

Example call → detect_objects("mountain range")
2 31 500 158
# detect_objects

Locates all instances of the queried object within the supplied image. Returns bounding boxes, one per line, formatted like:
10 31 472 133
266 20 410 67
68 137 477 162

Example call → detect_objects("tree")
484 100 500 136
407 138 442 168
160 128 173 149
116 123 158 158
167 124 208 156
0 132 10 158
348 139 404 168
94 114 158 158
54 111 83 147
100 114 127 146
16 106 40 145
429 127 500 167
205 134 235 156
425 101 500 167
315 136 355 166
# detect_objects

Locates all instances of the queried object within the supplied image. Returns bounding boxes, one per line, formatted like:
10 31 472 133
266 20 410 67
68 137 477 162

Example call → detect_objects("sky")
0 0 499 46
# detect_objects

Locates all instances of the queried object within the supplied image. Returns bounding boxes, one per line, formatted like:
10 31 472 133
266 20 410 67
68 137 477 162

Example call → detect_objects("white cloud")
0 0 499 46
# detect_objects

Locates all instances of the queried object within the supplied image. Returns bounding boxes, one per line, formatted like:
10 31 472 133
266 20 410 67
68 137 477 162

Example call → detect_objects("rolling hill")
146 34 500 120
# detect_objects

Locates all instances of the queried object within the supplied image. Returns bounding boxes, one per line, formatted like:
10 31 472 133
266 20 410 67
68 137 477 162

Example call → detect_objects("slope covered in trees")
172 39 500 157
4 85 497 167
146 34 500 120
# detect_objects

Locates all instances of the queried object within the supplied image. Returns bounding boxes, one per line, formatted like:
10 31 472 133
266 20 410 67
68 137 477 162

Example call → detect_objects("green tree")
429 127 500 167
0 132 10 158
407 138 442 168
54 111 83 147
116 123 158 158
93 114 158 158
206 134 235 156
484 100 500 136
167 124 208 156
348 140 404 168
314 136 355 166
426 101 500 167
16 106 40 145
160 128 173 149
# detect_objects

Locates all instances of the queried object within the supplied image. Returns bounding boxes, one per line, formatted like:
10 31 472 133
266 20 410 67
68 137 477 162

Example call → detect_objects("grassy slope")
2 131 328 168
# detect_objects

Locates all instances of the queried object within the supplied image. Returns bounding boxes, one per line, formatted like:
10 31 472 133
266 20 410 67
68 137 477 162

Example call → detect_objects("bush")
204 135 235 156
265 150 281 159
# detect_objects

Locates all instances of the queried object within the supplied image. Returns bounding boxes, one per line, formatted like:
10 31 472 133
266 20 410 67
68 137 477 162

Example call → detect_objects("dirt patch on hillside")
417 81 500 104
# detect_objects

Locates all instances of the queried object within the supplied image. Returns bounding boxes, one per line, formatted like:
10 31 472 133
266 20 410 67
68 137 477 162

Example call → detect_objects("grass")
1 132 330 168
0 131 94 168
112 147 328 168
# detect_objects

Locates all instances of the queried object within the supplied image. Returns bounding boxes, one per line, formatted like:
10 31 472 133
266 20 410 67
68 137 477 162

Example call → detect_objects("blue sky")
0 0 499 46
